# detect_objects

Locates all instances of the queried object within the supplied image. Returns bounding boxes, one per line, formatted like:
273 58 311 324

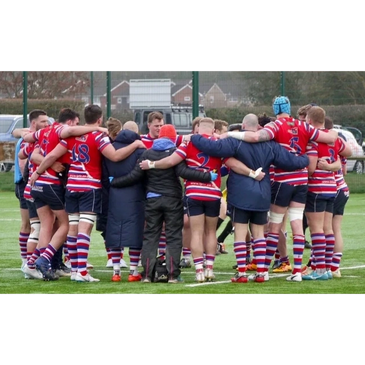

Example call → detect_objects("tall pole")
192 71 199 119
280 71 285 96
90 71 94 104
106 71 111 119
23 72 28 127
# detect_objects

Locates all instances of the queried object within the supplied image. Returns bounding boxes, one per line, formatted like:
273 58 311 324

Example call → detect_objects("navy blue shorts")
65 189 102 214
186 197 221 217
15 180 27 209
227 204 268 225
333 189 349 216
183 194 188 215
31 184 65 211
271 181 308 207
305 192 335 213
26 199 38 219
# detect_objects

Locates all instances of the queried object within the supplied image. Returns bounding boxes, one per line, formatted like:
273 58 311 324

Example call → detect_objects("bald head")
123 121 139 133
242 113 259 131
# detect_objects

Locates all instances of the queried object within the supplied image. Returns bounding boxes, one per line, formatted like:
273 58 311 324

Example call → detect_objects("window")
184 96 191 102
165 113 172 124
135 112 141 124
180 113 188 127
14 119 25 129
0 118 14 133
173 113 181 126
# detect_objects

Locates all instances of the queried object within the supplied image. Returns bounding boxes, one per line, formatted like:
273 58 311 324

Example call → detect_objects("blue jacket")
190 134 309 212
14 138 23 183
101 129 146 249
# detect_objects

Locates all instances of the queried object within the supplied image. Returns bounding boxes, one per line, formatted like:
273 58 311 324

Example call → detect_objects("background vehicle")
134 105 206 135
130 79 205 135
342 126 363 146
0 114 54 172
334 126 364 174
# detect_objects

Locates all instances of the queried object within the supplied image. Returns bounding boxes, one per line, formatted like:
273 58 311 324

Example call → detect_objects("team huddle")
13 96 351 284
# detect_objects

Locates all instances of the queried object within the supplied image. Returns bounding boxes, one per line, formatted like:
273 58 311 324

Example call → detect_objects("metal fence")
83 68 365 109
3 71 365 121
1 71 365 188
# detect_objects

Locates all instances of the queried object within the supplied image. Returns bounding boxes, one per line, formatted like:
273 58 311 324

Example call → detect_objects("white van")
334 127 364 174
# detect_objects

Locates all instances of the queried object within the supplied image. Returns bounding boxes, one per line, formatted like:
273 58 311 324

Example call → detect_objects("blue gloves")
210 171 218 181
109 176 114 183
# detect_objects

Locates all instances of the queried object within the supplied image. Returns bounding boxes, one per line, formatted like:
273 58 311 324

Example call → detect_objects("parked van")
134 105 206 135
334 127 364 174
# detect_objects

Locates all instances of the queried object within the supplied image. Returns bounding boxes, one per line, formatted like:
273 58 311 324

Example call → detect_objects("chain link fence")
0 71 364 190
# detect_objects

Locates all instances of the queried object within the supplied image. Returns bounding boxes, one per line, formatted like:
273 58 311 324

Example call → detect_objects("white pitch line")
184 269 365 287
185 273 290 287
3 265 364 286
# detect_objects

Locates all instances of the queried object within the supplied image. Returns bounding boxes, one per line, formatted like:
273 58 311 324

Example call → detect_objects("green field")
0 189 364 294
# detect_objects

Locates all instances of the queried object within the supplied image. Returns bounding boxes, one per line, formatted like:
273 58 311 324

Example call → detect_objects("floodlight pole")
90 71 94 104
192 71 199 119
107 71 111 119
23 72 28 127
280 71 285 96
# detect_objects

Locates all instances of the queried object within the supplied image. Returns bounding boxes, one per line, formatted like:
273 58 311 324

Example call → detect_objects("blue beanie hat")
273 96 291 116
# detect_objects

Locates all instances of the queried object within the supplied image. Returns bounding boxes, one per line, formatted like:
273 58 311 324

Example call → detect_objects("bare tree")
0 68 23 98
0 71 90 99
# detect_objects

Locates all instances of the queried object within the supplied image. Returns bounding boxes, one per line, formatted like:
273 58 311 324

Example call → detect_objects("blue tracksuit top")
190 134 309 212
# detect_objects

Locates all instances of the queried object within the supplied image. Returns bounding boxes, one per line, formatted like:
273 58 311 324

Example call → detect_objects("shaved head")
123 120 139 133
242 113 259 131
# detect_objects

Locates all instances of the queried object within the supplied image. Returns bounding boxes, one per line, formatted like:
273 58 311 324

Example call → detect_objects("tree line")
2 71 365 106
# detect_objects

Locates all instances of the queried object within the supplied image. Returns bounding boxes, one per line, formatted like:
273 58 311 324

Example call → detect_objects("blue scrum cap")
273 96 291 116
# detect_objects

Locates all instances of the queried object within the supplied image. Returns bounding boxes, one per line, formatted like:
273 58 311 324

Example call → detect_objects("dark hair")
84 104 102 124
228 123 242 132
258 113 272 127
29 109 47 122
58 108 80 124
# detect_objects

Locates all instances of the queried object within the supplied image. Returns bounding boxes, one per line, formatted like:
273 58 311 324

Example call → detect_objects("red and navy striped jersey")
306 132 346 196
32 123 69 186
335 156 349 192
175 135 223 201
141 133 184 149
264 117 319 186
60 131 111 192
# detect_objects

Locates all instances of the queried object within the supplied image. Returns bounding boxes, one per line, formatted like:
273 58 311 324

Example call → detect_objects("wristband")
36 170 42 176
249 170 256 179
148 160 156 169
249 167 263 179
228 131 246 141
